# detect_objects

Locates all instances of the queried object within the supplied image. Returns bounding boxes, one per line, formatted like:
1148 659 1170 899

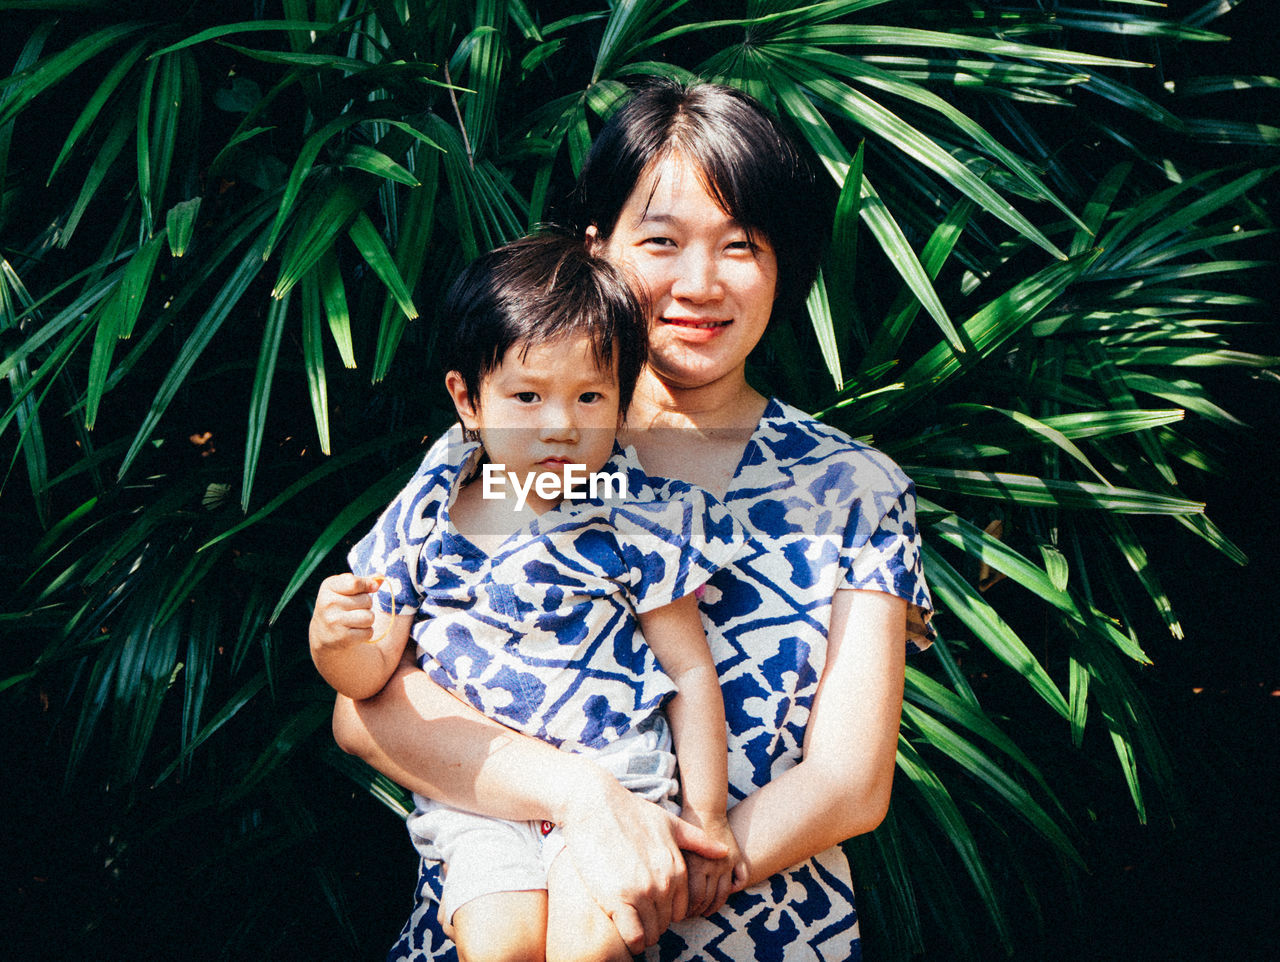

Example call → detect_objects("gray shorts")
406 714 678 923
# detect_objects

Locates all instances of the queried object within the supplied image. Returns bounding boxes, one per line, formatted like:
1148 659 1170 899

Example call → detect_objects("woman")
312 81 933 960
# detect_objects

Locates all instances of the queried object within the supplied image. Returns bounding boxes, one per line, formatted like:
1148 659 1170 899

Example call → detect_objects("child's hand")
682 812 748 919
309 573 385 649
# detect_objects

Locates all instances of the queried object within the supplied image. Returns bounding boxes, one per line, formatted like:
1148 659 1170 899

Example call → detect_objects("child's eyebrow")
496 359 616 385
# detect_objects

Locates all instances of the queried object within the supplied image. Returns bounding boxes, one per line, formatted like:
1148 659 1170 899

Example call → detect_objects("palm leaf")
269 458 421 624
0 20 150 128
300 269 333 456
895 734 1014 952
923 546 1070 719
117 230 270 479
241 291 290 512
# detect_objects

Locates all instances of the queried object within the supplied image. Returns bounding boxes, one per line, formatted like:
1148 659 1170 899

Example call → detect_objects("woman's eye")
514 392 538 403
641 236 675 248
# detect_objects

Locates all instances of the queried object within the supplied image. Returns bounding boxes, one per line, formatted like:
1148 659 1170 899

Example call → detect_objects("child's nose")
538 402 579 442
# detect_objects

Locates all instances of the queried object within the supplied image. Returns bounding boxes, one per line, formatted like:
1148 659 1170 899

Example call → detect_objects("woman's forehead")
626 150 739 225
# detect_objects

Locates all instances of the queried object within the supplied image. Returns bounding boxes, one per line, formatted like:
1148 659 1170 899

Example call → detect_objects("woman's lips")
660 317 732 329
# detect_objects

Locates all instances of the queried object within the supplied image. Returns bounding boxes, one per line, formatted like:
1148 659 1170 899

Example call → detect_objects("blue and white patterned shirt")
384 400 934 962
348 426 744 752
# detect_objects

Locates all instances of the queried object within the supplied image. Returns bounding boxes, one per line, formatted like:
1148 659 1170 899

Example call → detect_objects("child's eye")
514 392 539 403
579 391 604 404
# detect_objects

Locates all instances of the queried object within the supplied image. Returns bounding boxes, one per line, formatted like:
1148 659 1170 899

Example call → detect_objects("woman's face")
593 152 779 394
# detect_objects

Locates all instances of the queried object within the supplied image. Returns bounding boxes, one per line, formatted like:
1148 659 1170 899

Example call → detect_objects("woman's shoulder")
753 398 914 493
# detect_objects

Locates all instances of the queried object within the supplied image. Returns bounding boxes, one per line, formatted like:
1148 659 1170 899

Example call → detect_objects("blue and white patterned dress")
381 400 934 962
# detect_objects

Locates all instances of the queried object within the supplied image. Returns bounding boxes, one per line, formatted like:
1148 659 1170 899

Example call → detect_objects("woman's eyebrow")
635 210 743 230
635 211 679 226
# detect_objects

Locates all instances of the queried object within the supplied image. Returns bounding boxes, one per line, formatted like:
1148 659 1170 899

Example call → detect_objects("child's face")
447 334 622 513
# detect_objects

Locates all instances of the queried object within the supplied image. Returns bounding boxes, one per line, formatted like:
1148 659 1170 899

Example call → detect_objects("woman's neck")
620 371 768 497
625 370 767 433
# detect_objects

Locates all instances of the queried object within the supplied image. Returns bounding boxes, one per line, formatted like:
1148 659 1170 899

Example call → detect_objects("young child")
310 234 746 961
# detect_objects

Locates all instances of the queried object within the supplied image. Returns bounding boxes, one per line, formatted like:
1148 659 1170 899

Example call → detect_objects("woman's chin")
647 356 745 396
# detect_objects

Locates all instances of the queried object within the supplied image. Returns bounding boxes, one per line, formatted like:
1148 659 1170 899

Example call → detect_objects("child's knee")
543 891 631 962
452 891 547 962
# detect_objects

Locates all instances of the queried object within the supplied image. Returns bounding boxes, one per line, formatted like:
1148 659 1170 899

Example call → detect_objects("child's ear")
585 224 601 253
444 371 479 429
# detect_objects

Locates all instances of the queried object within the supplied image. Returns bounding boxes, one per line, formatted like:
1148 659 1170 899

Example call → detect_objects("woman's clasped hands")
553 768 741 953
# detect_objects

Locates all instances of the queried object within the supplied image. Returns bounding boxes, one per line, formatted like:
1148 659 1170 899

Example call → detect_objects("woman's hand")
555 771 729 954
682 811 748 918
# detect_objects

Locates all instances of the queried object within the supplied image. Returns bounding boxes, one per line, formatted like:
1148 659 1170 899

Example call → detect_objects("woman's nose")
669 247 722 302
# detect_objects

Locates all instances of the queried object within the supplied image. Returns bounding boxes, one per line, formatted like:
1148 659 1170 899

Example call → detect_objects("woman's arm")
334 646 625 819
725 587 907 887
326 603 727 953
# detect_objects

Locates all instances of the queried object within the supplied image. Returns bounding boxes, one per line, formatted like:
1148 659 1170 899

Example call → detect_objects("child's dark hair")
559 80 828 328
440 232 649 416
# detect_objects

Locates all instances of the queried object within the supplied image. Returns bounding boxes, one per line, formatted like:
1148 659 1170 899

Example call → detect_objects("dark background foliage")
1048 5 1278 955
2 1 1277 959
993 7 1280 957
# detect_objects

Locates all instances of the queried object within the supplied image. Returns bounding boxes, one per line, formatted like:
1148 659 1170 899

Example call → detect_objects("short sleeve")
841 479 935 651
347 430 461 613
610 482 744 614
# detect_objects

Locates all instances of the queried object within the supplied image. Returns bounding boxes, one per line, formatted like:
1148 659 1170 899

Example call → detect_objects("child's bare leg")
451 890 548 962
545 851 632 962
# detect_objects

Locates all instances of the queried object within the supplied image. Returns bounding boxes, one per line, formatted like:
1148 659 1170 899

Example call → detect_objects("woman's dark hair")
440 232 649 416
560 80 829 326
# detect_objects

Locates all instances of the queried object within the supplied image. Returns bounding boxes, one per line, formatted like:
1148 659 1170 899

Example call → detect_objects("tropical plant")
2 1 1275 958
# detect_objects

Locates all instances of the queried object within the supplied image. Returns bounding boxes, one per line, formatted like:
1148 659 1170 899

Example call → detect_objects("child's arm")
310 573 415 700
636 593 747 917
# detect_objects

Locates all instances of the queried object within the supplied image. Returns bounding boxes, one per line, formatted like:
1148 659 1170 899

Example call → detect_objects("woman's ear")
444 371 479 429
585 224 601 253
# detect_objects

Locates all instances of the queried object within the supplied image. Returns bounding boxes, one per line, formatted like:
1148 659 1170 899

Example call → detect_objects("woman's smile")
661 317 732 329
659 316 734 342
